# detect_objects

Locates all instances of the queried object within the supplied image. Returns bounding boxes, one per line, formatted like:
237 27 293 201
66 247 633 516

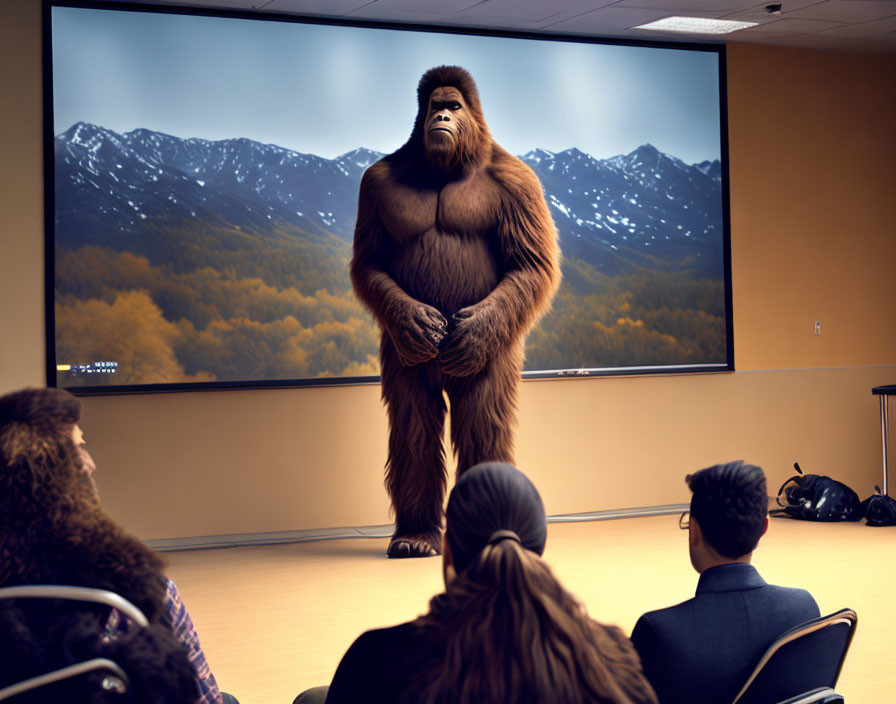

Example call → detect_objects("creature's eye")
449 102 462 111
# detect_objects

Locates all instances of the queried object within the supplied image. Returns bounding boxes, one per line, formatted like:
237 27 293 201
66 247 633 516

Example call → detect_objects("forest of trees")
55 239 726 386
55 244 378 385
526 257 726 371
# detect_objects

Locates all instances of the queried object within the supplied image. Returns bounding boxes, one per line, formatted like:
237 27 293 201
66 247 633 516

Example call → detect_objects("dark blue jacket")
631 563 819 704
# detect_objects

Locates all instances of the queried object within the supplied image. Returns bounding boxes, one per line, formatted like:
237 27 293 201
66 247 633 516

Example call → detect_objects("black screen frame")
43 0 734 396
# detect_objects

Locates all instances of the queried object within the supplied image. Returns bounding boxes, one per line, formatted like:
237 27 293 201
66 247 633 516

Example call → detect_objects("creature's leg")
381 338 447 558
444 346 522 477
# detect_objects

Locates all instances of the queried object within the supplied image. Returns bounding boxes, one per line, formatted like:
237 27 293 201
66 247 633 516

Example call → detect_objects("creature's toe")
387 540 412 558
387 534 440 559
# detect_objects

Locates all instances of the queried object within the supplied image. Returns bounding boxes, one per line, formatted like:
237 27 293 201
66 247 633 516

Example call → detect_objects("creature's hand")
440 305 494 377
388 301 448 366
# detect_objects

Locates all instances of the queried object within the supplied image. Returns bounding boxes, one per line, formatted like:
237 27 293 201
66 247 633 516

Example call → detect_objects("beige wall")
726 43 896 370
2 0 894 539
0 0 46 391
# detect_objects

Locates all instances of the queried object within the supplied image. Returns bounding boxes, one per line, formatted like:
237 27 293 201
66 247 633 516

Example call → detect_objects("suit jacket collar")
696 562 767 595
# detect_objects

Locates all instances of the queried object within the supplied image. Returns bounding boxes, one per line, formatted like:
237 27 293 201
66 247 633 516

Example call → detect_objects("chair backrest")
0 584 148 627
731 608 857 704
0 658 129 702
0 585 148 701
775 687 844 704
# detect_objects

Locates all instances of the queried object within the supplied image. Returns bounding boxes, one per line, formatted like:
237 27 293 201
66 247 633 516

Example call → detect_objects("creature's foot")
387 532 441 559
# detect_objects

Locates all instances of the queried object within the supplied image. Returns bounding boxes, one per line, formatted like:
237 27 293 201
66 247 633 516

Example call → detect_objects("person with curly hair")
0 386 237 704
300 462 656 704
631 461 820 704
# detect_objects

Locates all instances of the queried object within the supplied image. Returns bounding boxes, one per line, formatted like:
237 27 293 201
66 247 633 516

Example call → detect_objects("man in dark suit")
631 461 820 704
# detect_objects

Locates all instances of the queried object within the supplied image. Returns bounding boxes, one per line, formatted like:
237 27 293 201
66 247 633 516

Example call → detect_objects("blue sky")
53 6 722 163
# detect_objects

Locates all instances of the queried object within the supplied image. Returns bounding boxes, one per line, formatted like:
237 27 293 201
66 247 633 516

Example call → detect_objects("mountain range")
54 122 724 278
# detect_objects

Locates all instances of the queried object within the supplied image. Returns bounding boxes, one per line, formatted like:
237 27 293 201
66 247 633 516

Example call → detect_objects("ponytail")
411 540 642 704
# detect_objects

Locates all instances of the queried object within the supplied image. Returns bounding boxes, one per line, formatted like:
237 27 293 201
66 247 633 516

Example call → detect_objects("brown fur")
0 388 169 623
350 66 561 556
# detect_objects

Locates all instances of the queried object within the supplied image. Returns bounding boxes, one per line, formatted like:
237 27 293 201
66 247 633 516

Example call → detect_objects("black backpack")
773 462 863 522
859 486 896 526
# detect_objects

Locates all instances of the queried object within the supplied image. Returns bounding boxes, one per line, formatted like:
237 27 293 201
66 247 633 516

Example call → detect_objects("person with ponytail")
311 462 656 704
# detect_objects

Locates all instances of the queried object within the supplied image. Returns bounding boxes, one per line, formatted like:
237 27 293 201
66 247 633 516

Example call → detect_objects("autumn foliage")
55 237 725 386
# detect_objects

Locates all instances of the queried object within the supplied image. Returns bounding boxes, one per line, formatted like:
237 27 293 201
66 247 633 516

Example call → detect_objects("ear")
760 515 769 538
688 516 701 548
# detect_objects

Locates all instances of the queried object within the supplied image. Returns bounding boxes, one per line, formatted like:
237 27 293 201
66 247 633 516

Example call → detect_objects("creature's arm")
350 168 447 366
441 159 560 376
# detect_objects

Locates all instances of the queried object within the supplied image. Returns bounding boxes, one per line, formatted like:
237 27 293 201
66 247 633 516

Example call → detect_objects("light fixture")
634 16 758 34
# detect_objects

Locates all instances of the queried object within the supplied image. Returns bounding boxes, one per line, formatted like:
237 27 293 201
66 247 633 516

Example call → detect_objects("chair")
0 584 148 701
731 608 857 704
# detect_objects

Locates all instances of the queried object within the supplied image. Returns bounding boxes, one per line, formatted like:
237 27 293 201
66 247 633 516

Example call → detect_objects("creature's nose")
437 114 450 122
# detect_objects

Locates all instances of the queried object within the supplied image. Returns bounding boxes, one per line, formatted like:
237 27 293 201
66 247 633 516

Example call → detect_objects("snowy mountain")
521 143 723 276
54 123 378 253
55 123 723 277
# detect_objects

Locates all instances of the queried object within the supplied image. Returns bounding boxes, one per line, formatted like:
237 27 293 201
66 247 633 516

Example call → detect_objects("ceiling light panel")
634 16 758 33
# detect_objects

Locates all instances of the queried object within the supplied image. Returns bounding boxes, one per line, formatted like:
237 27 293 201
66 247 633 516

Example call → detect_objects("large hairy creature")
351 66 560 558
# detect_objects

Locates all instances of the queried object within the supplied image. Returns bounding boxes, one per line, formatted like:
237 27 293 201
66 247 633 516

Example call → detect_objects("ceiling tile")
719 0 825 20
522 4 612 28
367 0 481 13
544 6 671 33
818 15 896 37
733 0 825 10
345 6 447 22
612 0 750 12
263 0 372 15
448 0 600 22
719 11 785 29
787 0 896 23
744 17 843 33
439 15 553 31
105 0 272 8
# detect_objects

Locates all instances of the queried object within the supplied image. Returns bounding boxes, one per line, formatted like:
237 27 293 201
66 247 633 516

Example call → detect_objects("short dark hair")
687 460 768 558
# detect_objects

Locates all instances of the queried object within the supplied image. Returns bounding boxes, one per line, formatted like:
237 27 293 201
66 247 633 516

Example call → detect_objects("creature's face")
423 86 478 168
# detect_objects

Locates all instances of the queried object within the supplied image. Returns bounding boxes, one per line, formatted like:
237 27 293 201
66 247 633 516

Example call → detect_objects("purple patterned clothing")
163 579 224 704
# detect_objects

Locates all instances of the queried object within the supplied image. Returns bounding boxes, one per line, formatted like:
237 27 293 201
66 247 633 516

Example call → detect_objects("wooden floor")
165 515 896 704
